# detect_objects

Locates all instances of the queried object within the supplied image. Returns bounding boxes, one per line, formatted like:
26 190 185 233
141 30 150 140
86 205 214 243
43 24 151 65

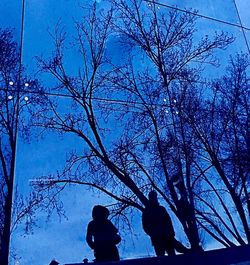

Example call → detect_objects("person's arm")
86 222 95 249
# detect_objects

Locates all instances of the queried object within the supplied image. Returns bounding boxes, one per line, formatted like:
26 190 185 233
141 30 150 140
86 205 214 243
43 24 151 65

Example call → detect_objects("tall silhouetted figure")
86 205 121 262
142 190 189 256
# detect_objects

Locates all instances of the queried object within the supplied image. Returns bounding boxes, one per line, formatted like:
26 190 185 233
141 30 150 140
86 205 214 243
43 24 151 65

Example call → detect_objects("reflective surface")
235 0 250 28
0 0 249 264
155 0 250 54
157 0 240 25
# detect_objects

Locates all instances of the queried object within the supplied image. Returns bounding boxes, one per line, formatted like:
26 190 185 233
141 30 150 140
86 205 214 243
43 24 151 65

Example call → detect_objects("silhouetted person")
86 205 121 262
142 190 189 256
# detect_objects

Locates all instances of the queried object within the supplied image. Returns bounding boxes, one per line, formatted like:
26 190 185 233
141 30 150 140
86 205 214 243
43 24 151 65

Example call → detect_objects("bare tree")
30 0 241 252
107 0 234 249
105 0 249 248
189 53 250 246
0 28 44 265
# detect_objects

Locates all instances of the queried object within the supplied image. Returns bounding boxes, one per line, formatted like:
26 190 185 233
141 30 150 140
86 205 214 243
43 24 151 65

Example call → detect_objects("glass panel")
155 3 250 77
13 95 152 263
195 19 250 67
157 0 241 25
13 121 102 263
21 0 85 69
11 0 250 264
244 29 250 51
235 0 250 28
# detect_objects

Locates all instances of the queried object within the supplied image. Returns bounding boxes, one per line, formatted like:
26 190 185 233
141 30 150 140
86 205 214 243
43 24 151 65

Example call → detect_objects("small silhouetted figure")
49 260 59 265
86 205 121 262
142 191 189 257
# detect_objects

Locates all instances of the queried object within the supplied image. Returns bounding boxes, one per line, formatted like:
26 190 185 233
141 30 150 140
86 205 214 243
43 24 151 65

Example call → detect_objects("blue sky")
1 0 250 264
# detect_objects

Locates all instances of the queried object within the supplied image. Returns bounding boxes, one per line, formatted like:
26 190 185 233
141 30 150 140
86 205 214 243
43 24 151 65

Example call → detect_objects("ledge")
65 245 250 265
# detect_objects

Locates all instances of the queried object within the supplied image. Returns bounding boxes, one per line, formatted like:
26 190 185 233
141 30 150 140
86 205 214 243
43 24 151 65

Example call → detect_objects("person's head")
92 205 109 221
148 190 158 204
